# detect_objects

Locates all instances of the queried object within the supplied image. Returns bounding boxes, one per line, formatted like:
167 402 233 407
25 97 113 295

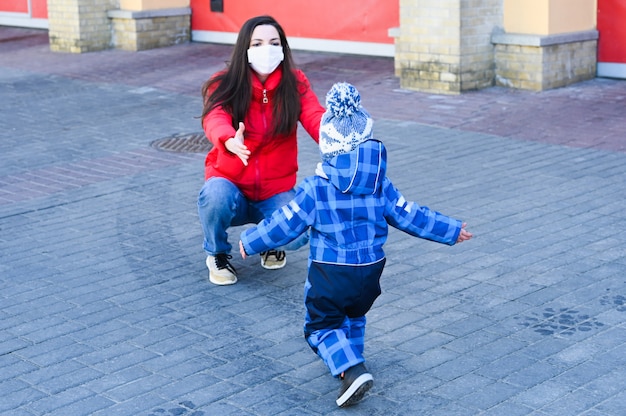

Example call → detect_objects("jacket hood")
317 139 386 195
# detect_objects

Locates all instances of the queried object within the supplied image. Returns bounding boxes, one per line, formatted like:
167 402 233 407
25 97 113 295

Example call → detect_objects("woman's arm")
203 106 237 149
295 70 326 143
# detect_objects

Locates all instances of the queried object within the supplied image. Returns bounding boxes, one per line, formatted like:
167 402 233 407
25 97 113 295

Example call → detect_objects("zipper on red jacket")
261 89 269 132
254 157 261 200
255 88 269 200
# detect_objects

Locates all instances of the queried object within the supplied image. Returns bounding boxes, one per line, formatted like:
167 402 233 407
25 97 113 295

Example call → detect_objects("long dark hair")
200 15 301 137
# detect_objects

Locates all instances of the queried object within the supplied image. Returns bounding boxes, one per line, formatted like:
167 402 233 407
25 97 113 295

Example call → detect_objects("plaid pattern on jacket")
240 139 462 265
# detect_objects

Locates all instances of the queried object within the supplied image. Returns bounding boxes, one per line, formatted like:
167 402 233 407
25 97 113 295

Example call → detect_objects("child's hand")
456 223 473 243
239 240 247 259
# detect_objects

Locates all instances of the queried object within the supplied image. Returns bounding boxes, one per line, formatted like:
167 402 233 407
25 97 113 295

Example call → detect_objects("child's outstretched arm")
383 178 469 245
240 178 317 258
239 240 247 259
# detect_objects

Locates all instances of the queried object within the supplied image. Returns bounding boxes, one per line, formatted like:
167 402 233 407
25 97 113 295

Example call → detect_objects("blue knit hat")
319 82 373 160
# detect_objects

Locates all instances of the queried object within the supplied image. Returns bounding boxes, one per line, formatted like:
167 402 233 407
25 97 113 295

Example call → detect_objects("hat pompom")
325 82 362 118
319 82 373 160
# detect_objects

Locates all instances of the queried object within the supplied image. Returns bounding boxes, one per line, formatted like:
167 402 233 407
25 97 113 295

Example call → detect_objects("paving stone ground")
1 27 625 416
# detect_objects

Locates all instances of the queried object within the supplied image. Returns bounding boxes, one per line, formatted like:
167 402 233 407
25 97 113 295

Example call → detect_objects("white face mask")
247 44 284 75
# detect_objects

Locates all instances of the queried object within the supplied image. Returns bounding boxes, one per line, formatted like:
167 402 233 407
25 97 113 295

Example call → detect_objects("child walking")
239 82 473 407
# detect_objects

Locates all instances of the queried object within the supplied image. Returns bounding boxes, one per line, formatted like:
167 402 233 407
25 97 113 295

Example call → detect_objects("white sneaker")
260 250 286 270
206 254 237 285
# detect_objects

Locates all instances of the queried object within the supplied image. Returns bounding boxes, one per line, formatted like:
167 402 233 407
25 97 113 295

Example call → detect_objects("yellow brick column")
108 0 190 51
48 0 116 52
119 0 187 9
394 0 501 94
493 0 598 90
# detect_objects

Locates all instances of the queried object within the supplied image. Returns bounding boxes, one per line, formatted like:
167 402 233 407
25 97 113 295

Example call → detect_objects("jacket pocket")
211 147 245 178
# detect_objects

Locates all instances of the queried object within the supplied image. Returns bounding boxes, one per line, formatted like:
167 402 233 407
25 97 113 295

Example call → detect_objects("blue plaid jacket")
240 140 462 265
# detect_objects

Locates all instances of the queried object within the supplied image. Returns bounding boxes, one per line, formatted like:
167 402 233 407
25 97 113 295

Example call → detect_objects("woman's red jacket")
203 67 325 201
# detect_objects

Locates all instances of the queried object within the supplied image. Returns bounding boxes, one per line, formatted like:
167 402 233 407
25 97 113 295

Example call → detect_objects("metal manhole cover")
150 132 212 153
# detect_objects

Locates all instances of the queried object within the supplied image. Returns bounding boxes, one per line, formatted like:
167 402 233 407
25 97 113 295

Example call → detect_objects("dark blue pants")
304 258 385 376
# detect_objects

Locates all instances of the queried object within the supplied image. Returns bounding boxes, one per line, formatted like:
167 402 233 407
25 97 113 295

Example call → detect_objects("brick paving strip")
0 148 198 205
2 27 625 154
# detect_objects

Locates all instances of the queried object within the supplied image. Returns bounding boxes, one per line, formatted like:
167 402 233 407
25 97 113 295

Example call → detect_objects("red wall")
1 0 29 13
31 0 47 18
598 0 626 63
190 0 398 44
0 0 47 17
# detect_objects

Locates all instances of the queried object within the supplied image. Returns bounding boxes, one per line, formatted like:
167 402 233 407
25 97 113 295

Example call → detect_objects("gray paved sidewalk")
1 27 626 415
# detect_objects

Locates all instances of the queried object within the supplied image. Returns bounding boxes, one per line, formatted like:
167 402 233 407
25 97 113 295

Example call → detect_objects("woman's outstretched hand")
225 122 250 166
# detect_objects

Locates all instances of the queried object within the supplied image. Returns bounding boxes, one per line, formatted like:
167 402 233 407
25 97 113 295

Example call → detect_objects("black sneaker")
260 250 286 269
336 363 373 407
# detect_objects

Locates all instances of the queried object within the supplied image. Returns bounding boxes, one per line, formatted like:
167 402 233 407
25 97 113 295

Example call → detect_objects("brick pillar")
108 0 190 51
48 0 115 52
394 0 501 94
492 0 597 91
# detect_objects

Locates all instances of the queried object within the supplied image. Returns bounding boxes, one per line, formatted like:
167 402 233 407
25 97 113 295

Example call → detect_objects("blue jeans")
197 177 308 255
